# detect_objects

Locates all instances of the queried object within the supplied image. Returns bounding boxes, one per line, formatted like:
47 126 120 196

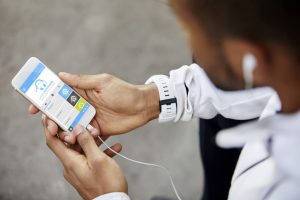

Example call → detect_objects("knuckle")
45 139 51 148
74 74 85 87
78 132 91 145
63 169 69 179
45 136 52 148
77 74 85 80
77 74 84 78
101 73 113 81
78 73 88 81
64 159 76 171
93 155 107 165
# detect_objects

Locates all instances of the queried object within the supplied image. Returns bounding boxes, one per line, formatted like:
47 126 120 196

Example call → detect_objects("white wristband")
145 75 177 123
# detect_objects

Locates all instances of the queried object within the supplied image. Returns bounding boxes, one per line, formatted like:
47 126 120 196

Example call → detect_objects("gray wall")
0 0 203 199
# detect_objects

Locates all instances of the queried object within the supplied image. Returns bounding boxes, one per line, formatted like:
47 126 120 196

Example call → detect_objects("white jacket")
95 64 300 200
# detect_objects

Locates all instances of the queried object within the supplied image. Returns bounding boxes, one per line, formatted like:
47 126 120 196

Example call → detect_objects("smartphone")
11 57 96 132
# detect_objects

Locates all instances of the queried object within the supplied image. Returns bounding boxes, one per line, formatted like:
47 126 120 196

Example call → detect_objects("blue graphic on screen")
20 63 45 93
19 62 91 131
59 84 72 100
34 79 47 92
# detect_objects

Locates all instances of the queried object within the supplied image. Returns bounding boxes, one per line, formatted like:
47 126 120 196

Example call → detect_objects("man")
30 0 300 199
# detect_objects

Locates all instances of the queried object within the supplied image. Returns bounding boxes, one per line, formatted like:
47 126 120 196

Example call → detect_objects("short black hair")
179 0 300 59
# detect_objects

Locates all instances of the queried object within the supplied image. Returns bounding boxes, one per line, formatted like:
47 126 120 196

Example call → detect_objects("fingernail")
90 128 99 137
64 135 72 143
42 114 46 120
59 72 70 77
73 125 84 136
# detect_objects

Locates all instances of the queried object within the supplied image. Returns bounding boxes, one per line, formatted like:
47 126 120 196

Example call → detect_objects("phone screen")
19 62 92 132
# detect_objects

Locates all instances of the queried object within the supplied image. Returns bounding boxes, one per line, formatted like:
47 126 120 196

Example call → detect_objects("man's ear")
222 39 271 86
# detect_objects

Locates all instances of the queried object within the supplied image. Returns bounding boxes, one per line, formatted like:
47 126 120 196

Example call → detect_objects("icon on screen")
75 98 86 111
71 96 77 103
67 91 80 106
34 79 47 92
59 84 72 100
62 88 69 96
78 102 84 109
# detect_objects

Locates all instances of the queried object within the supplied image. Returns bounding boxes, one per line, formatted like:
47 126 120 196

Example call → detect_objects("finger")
42 115 78 165
58 72 99 89
89 127 100 137
71 144 84 154
73 125 104 161
95 135 109 147
29 104 40 114
89 119 101 134
73 88 88 100
71 135 105 154
104 143 122 158
59 131 77 145
42 115 58 136
71 134 110 155
59 127 99 145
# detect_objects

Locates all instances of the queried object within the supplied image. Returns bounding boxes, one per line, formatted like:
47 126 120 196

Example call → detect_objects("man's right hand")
29 72 160 139
42 117 128 199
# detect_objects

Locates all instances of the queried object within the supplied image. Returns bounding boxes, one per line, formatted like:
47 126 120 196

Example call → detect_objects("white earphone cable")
87 124 182 200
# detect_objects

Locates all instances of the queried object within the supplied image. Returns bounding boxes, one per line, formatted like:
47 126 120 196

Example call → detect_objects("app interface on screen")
20 62 90 131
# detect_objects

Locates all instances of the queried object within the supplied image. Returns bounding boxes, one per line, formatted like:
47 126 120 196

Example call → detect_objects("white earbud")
243 53 257 89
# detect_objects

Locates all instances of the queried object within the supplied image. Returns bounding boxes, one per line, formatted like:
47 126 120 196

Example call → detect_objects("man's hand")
29 73 160 137
42 116 128 199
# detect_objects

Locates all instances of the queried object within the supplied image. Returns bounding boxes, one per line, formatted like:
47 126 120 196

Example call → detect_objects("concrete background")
0 0 203 199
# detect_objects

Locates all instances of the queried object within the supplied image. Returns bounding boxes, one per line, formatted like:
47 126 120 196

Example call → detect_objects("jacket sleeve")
93 192 130 200
169 63 281 122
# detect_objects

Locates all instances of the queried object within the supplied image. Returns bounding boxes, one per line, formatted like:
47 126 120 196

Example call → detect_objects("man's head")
171 0 300 112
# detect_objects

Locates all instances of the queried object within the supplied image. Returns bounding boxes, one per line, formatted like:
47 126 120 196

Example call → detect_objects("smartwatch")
145 75 177 123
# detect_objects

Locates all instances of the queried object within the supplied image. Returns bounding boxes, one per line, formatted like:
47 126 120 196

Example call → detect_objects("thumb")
59 72 99 89
73 125 105 162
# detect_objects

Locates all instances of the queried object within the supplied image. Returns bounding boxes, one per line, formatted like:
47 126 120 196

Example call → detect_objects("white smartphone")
11 57 96 132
